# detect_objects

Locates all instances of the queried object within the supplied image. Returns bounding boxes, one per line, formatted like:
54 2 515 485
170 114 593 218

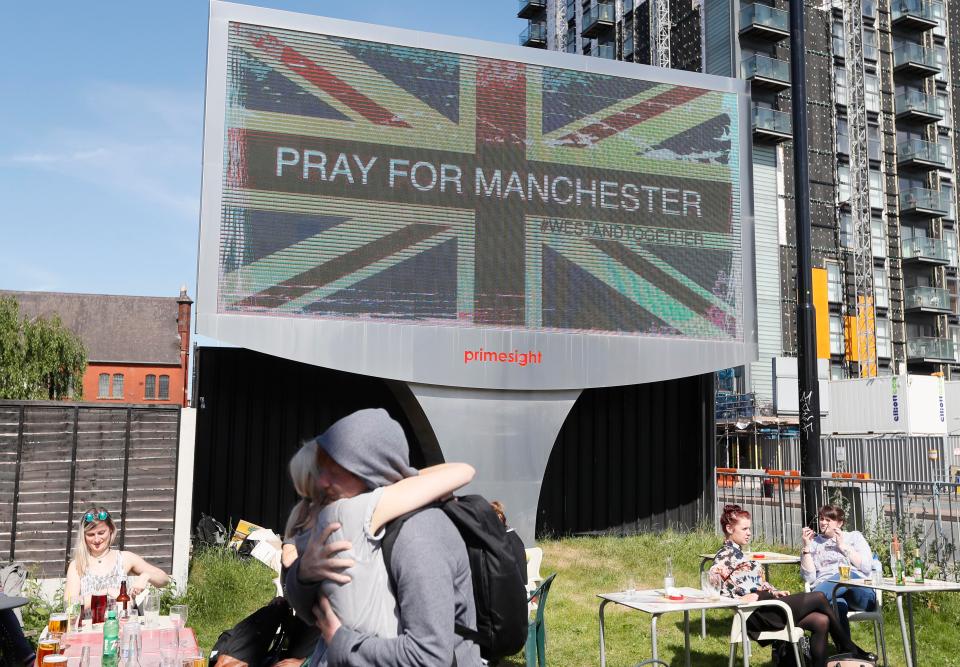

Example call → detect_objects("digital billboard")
198 2 756 390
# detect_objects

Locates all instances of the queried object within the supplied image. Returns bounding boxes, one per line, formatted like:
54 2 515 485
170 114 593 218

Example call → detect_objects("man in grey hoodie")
284 408 482 667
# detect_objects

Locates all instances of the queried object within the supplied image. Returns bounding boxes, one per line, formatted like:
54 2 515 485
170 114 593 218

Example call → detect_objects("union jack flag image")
217 23 742 341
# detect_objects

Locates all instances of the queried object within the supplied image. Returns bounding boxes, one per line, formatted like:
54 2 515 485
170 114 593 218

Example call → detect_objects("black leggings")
750 591 860 667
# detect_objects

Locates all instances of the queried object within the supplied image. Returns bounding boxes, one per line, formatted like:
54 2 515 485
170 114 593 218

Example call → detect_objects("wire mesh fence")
716 470 960 580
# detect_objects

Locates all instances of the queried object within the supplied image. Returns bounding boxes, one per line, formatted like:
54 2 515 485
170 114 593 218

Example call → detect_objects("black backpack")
382 494 529 662
194 514 227 548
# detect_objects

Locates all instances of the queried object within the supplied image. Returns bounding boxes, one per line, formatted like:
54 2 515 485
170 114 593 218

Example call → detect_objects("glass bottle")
664 556 675 593
913 548 924 584
116 581 130 618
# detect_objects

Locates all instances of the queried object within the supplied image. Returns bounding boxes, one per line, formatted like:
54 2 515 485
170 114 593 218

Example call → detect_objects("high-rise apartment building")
519 0 960 409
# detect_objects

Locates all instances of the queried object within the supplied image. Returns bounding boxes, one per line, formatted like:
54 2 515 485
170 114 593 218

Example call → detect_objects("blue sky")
0 1 518 303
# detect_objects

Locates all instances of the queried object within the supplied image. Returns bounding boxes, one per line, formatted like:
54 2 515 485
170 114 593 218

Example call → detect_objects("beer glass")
90 594 107 624
839 564 851 580
41 656 68 667
36 639 59 666
47 612 68 636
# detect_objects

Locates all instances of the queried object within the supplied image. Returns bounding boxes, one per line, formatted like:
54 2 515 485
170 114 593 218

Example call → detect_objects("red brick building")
3 288 192 406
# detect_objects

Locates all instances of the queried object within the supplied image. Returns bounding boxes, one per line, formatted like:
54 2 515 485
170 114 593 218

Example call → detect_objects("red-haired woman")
709 505 875 667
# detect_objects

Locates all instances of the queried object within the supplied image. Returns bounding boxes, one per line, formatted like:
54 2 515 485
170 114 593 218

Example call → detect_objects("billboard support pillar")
406 383 580 545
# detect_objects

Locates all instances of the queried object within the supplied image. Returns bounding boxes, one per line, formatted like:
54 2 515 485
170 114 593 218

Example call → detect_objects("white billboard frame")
197 0 757 390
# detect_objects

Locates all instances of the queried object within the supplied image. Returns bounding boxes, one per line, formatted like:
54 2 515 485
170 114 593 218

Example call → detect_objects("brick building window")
112 373 124 399
159 375 170 401
98 374 110 399
145 375 156 400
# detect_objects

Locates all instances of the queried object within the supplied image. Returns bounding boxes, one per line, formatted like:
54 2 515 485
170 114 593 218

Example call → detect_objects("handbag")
827 654 877 667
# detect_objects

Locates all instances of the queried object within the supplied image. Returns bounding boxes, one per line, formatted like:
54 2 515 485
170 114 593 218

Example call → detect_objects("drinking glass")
42 656 68 667
159 627 178 651
47 612 68 637
143 590 161 628
701 571 719 599
624 578 636 595
36 639 59 666
90 595 107 625
170 605 188 646
80 607 92 631
839 564 851 580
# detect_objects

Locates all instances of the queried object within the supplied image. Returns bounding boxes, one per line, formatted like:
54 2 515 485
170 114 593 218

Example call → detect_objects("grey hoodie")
285 408 481 667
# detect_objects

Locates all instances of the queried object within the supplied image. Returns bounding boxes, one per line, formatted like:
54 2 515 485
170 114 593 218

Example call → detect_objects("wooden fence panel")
0 403 180 578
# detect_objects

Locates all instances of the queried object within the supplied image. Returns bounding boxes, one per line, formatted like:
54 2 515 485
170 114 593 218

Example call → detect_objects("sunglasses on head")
83 510 110 524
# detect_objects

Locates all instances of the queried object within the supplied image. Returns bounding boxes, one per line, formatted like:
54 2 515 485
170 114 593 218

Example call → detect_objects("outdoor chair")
728 599 805 667
525 572 556 667
525 547 544 594
804 582 887 666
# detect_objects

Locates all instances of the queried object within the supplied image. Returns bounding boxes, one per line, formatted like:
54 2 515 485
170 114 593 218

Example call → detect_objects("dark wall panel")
536 373 714 537
191 347 437 534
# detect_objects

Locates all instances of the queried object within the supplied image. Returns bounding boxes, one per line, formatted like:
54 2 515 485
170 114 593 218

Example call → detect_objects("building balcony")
517 0 546 19
902 236 951 265
863 0 878 21
904 286 952 313
906 336 955 363
897 139 949 170
741 54 791 91
893 44 941 77
900 187 950 218
891 0 944 31
752 107 792 142
594 43 615 59
581 3 615 38
739 4 790 41
895 91 944 123
520 22 547 48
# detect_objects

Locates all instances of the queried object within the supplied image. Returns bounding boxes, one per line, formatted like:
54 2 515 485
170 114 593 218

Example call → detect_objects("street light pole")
788 0 823 522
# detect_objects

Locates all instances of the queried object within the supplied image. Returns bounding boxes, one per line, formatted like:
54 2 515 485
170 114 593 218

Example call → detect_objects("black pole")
788 0 823 522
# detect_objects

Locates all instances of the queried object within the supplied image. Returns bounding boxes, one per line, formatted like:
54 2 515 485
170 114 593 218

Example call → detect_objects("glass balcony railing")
752 107 792 136
517 0 546 19
892 0 945 27
863 0 878 19
897 139 948 167
904 286 951 310
595 44 615 59
894 43 940 73
582 3 615 37
895 91 944 119
906 336 956 362
623 0 634 14
739 4 790 37
900 187 950 216
902 236 951 262
519 22 547 47
623 36 634 57
741 54 791 86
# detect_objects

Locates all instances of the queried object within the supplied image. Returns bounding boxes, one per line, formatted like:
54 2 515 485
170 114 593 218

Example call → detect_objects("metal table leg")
651 613 659 661
895 593 914 667
907 593 918 666
599 599 610 667
684 610 691 667
700 557 711 639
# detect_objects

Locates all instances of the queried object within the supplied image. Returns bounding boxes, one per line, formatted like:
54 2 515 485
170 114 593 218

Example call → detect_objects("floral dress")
709 540 775 598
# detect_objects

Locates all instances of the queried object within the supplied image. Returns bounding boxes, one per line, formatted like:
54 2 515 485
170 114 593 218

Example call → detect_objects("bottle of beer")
913 548 924 584
892 535 905 586
116 581 130 618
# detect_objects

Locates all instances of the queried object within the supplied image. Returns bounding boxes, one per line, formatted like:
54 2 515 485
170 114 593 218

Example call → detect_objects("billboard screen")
198 2 756 389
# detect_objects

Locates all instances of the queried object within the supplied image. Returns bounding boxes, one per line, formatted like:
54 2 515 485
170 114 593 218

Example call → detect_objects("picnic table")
598 586 741 667
59 619 200 667
827 576 960 667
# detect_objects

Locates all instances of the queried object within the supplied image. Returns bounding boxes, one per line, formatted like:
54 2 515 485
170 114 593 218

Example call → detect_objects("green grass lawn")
178 533 960 666
499 531 960 666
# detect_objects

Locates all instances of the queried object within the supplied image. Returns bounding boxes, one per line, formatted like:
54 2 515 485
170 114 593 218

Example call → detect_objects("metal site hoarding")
197 1 757 390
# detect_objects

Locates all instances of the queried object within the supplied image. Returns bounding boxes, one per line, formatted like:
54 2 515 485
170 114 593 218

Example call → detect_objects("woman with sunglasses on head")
64 508 170 604
709 504 875 667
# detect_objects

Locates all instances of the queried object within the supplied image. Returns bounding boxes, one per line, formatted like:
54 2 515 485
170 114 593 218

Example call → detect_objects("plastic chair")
525 573 556 667
728 599 805 666
525 547 544 594
804 581 887 666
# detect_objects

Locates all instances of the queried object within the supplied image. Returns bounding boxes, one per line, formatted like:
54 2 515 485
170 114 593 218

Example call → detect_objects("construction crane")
843 0 877 377
648 0 670 68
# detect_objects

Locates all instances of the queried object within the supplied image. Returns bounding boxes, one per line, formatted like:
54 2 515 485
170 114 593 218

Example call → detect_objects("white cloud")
2 82 202 220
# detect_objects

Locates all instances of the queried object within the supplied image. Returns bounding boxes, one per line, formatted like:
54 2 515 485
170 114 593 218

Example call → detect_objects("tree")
0 296 88 400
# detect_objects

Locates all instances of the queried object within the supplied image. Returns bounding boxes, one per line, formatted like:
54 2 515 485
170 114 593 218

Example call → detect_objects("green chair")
525 573 557 667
